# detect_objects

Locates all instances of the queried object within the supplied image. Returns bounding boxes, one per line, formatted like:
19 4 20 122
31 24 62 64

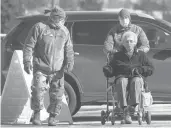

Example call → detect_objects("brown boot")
48 113 59 126
32 110 42 125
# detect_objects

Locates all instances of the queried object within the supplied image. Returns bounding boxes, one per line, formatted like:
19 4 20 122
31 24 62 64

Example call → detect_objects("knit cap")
118 9 131 20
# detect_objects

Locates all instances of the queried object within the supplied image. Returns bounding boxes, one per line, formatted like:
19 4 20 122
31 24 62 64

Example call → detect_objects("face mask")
49 15 65 28
59 19 65 26
119 16 130 27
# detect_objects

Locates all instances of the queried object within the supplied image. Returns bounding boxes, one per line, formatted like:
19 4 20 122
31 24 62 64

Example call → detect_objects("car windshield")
5 20 39 49
155 18 171 33
156 18 171 27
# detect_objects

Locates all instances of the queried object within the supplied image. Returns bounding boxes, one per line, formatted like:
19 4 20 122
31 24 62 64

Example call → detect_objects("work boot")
121 107 132 124
48 113 58 126
32 110 42 125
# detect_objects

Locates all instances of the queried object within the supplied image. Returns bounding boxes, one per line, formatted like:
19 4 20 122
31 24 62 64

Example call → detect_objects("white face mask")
119 16 130 27
59 19 65 26
49 15 65 28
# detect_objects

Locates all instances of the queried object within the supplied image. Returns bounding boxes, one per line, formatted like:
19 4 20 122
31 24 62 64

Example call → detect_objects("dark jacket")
108 48 154 78
23 21 74 75
104 23 150 54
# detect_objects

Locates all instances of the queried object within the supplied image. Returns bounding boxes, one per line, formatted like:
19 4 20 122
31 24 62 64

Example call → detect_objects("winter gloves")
103 65 153 78
24 62 33 74
103 65 113 78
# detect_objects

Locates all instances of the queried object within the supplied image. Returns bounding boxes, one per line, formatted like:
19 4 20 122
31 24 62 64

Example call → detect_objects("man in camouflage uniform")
23 6 74 126
104 9 150 56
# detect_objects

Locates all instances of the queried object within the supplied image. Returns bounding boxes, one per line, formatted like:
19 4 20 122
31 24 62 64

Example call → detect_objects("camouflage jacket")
23 21 74 75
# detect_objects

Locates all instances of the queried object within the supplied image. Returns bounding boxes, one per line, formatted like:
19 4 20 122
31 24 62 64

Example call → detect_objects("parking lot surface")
1 104 171 127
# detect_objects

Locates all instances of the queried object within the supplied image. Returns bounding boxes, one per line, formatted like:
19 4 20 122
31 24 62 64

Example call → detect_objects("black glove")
131 67 143 77
55 69 64 79
24 62 33 74
103 65 113 78
66 63 74 72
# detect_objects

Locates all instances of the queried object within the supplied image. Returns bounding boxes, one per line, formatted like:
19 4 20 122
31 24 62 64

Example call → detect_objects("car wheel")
72 101 81 115
64 81 77 116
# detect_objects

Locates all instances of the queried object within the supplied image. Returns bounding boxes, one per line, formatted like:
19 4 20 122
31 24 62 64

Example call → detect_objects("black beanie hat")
118 9 131 20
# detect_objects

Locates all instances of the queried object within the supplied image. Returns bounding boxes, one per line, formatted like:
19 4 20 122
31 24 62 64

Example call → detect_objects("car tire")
72 101 81 115
64 81 77 116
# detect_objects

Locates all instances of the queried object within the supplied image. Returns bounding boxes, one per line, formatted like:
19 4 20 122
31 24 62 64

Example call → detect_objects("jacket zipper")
51 30 57 72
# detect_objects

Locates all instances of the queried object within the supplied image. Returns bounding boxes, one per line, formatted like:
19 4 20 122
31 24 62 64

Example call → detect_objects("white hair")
122 31 138 44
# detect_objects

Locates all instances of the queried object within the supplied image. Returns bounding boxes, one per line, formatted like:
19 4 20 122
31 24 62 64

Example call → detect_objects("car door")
134 21 171 102
1 21 36 89
72 21 117 103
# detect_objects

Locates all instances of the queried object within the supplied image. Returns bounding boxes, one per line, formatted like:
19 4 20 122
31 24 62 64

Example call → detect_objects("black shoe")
32 110 42 125
48 113 59 126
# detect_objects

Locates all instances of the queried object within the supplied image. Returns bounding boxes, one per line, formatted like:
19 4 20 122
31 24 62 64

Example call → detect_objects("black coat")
109 49 154 78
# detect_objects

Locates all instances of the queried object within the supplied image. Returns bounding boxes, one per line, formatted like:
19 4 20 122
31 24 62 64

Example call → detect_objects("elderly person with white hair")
103 31 154 124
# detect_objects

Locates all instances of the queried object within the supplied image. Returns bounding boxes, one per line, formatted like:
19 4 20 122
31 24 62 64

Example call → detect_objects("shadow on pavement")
73 115 171 122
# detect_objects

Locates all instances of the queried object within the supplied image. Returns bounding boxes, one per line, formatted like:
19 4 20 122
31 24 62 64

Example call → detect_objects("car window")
12 21 70 50
15 21 39 49
135 22 171 49
73 21 117 45
6 21 38 50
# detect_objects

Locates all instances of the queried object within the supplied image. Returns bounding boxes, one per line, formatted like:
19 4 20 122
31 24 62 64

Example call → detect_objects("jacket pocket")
33 57 52 73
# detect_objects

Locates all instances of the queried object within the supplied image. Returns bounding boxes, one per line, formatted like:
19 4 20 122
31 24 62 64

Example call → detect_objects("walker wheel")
101 110 106 125
138 112 142 125
145 111 151 124
111 110 115 125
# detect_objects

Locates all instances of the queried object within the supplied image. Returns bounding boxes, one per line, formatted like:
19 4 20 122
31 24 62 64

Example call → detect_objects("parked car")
1 11 171 116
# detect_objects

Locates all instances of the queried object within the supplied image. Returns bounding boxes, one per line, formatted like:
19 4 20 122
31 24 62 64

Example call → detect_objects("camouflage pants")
31 71 64 115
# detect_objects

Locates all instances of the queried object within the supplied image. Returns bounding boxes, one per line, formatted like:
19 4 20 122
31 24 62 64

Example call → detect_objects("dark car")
1 11 171 116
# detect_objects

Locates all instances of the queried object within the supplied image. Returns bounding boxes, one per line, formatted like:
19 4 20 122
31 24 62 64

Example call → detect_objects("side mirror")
0 34 6 41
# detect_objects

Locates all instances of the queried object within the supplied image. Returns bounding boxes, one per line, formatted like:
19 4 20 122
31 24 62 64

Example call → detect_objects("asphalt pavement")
1 104 171 127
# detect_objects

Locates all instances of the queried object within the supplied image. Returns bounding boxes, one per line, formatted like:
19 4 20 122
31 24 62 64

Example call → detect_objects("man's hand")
110 49 118 54
103 65 113 78
24 62 33 74
131 67 142 77
66 63 74 72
